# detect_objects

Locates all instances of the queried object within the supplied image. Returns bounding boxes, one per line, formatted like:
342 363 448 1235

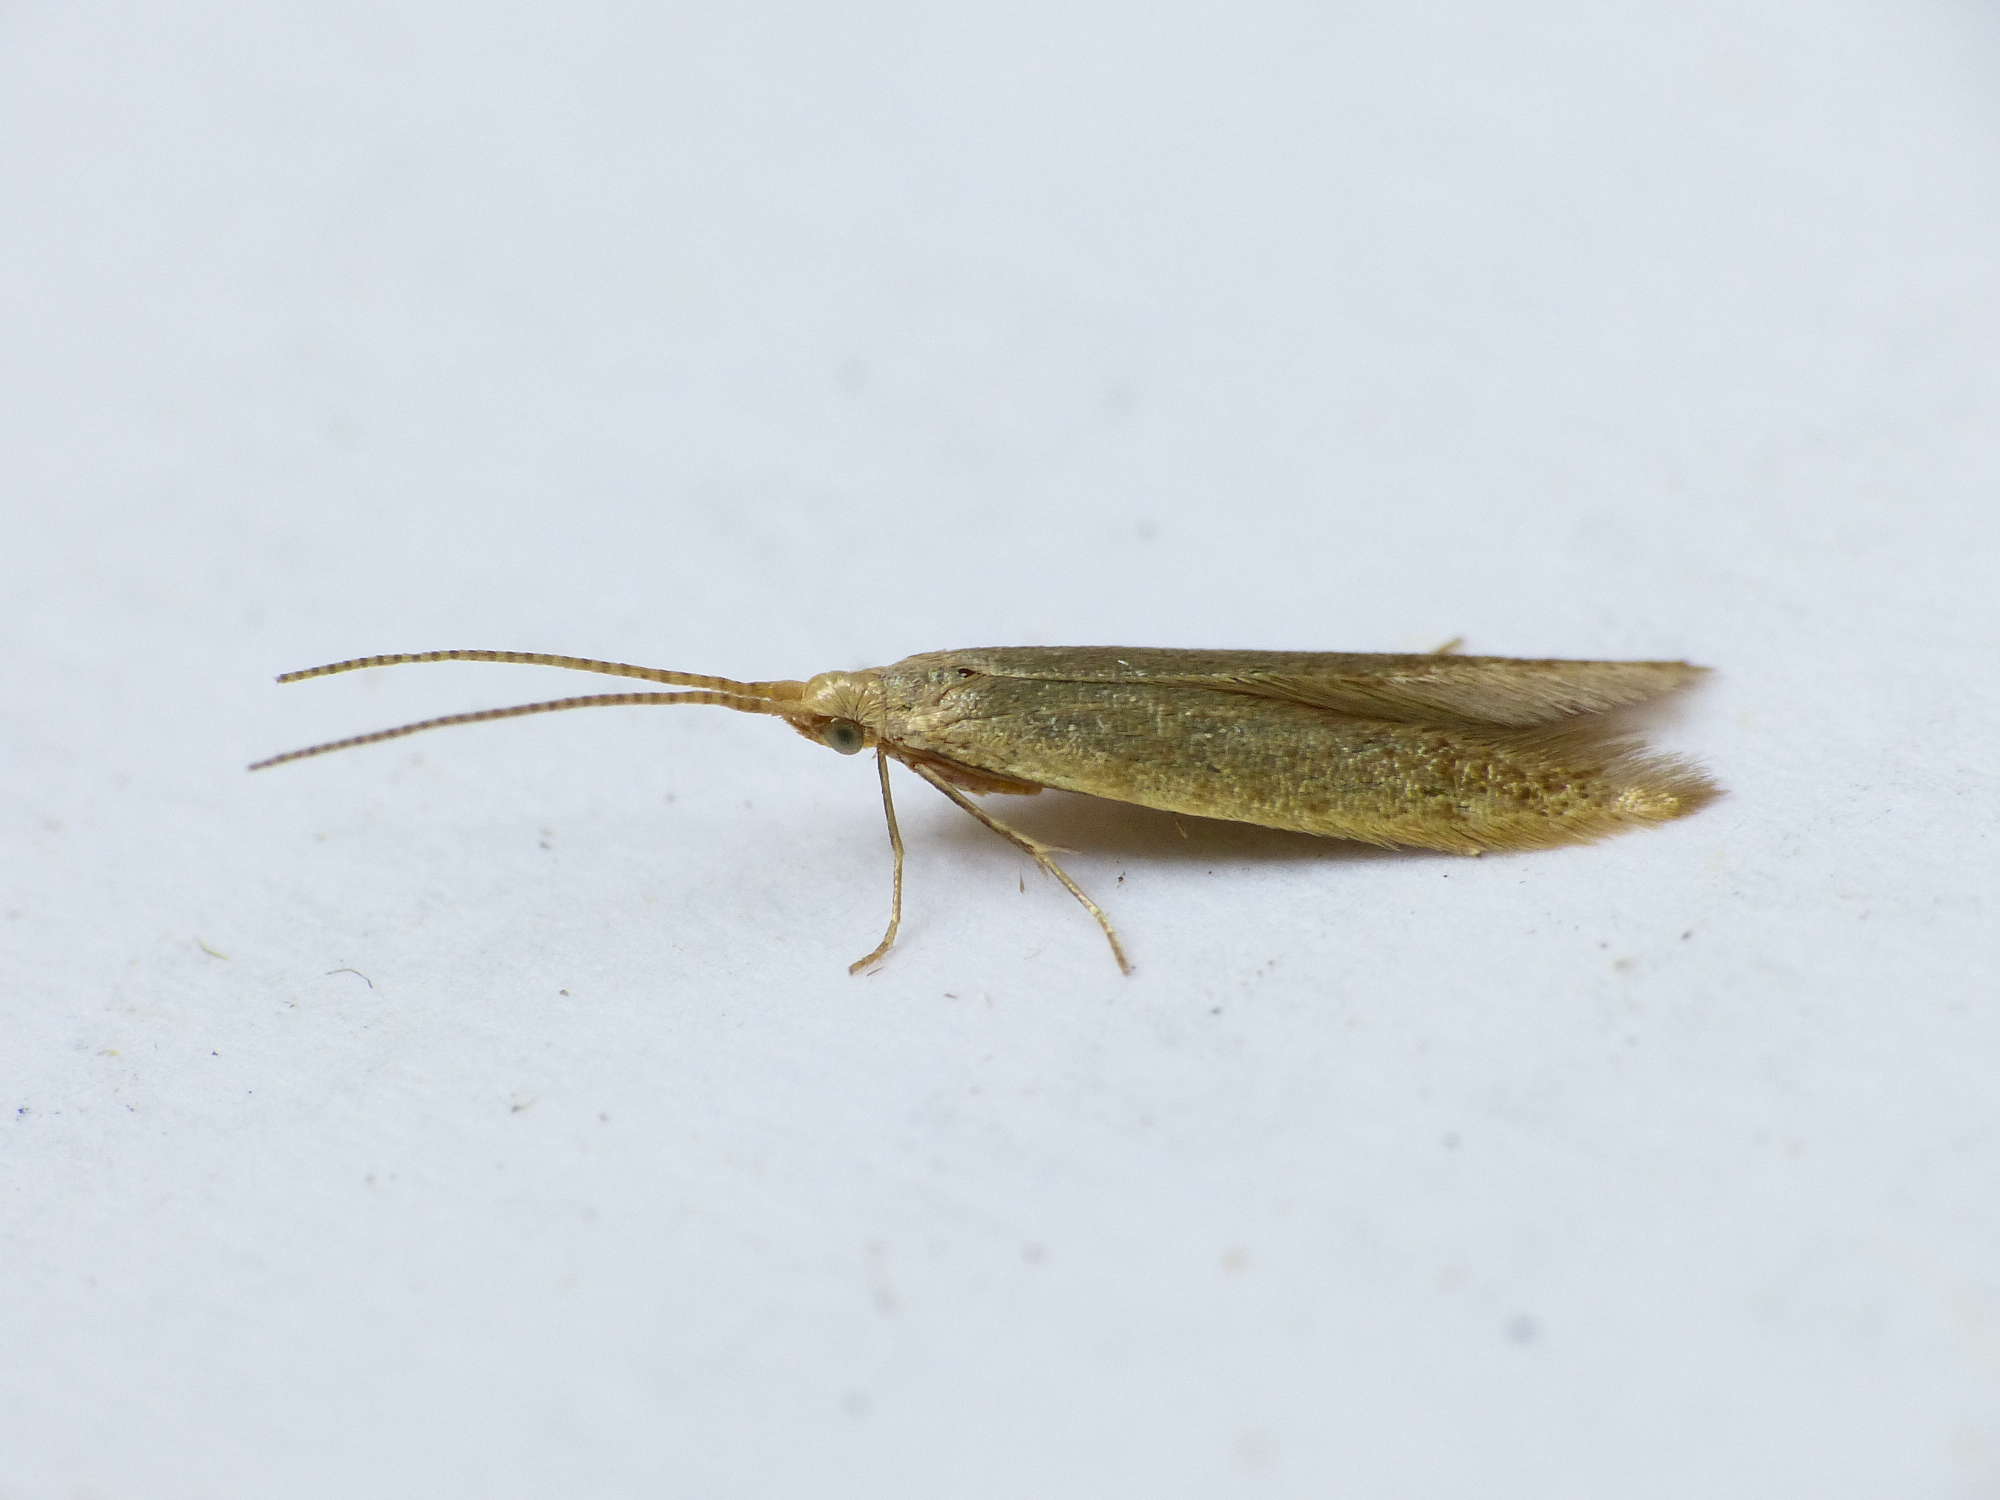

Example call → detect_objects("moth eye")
821 718 866 755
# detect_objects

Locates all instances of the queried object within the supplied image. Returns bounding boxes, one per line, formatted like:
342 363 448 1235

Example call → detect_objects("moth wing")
1190 659 1707 727
917 648 1706 728
888 671 1721 853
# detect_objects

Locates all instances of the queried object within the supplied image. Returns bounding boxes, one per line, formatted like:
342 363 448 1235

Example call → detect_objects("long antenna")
249 690 791 771
249 650 807 771
273 649 799 699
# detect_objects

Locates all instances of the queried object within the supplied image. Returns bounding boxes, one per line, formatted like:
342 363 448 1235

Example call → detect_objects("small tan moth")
252 646 1718 973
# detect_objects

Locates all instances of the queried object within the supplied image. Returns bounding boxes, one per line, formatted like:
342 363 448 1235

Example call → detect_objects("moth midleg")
905 761 1132 975
1431 636 1465 655
849 748 907 974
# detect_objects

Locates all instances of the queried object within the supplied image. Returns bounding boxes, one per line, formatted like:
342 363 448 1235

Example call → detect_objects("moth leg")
1431 636 1466 655
848 747 906 974
906 760 1133 976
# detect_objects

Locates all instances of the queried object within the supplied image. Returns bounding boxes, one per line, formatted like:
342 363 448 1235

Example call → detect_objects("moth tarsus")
253 645 1719 972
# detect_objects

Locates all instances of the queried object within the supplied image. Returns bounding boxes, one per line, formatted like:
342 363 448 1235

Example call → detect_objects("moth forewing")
870 651 1717 856
254 645 1718 972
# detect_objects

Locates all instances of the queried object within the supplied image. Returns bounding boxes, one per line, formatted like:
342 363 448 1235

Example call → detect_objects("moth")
252 646 1718 973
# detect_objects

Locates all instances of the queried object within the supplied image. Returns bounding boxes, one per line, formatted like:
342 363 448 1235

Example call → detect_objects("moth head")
792 669 886 756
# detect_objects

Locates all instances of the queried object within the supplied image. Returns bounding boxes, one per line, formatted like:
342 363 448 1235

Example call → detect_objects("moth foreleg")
848 747 907 974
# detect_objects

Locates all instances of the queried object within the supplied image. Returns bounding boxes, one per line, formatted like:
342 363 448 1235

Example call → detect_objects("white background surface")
5 2 1997 1496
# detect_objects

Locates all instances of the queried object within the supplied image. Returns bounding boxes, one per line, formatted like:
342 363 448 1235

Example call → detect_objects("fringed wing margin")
1208 658 1708 727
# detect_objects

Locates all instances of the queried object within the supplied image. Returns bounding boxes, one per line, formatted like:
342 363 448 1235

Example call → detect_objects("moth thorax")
798 669 887 730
